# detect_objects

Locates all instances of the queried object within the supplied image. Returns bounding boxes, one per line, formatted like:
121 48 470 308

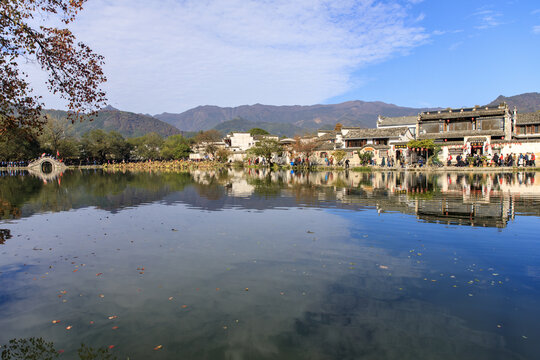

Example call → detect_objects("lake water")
1 169 539 359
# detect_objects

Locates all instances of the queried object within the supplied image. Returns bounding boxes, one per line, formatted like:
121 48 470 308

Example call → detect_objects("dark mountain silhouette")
154 101 433 132
488 92 540 113
212 117 309 137
44 108 181 138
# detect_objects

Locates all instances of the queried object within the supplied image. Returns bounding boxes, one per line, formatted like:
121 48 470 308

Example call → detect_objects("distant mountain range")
488 92 540 113
44 106 181 138
42 92 540 138
154 101 432 132
212 117 308 137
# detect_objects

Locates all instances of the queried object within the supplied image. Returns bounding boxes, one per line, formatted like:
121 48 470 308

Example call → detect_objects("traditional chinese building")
342 127 414 164
417 104 513 158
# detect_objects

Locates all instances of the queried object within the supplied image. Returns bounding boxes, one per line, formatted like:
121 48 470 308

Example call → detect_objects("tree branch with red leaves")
1 0 106 135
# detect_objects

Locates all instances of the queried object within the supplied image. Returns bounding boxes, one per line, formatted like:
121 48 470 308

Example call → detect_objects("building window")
535 125 539 133
346 139 367 148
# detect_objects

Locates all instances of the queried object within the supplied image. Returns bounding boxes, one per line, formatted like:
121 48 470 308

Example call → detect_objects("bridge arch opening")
41 161 53 174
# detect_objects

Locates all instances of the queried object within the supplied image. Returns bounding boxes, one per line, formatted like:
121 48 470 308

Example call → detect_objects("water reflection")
2 169 540 228
1 169 539 359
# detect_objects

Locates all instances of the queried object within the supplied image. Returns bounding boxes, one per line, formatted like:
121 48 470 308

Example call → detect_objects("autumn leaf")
154 345 163 350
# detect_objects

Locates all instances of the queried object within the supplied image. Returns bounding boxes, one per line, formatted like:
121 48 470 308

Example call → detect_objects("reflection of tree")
192 172 227 201
0 229 12 245
247 174 285 197
0 174 42 219
1 338 117 359
0 171 195 218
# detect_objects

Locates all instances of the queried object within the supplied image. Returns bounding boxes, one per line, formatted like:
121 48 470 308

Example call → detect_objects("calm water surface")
1 169 539 359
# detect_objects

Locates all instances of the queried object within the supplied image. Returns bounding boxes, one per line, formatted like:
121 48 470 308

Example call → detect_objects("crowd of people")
446 153 536 167
0 161 29 168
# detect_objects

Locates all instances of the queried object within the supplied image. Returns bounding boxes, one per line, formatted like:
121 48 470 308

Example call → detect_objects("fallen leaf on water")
108 315 118 320
99 294 105 298
154 345 163 350
168 297 174 301
379 265 389 269
112 326 119 330
52 320 60 324
96 273 103 276
181 305 188 308
73 269 78 273
216 288 220 291
109 345 115 349
58 350 65 354
90 321 94 324
245 288 249 291
66 325 72 330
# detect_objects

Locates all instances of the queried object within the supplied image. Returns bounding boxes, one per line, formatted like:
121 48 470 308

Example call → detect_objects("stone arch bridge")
27 157 67 177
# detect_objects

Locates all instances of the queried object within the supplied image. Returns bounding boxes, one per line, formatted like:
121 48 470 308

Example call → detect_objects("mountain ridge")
44 109 181 138
154 100 433 132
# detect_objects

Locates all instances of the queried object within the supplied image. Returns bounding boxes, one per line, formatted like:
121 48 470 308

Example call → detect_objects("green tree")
106 131 131 161
247 138 282 165
194 129 222 144
249 128 269 136
1 0 107 135
215 148 231 163
38 117 73 154
81 129 108 161
204 143 219 159
357 150 373 165
128 132 164 160
161 134 191 160
332 150 346 165
56 138 80 160
0 126 40 161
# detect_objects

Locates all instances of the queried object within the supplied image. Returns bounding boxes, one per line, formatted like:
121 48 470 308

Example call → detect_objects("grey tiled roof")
317 133 337 141
314 142 336 151
417 130 504 140
343 127 409 139
516 112 540 125
378 115 417 126
421 108 505 120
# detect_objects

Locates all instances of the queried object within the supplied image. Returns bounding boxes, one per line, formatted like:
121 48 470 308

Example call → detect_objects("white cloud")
533 25 540 34
448 41 464 51
27 0 428 113
473 9 503 29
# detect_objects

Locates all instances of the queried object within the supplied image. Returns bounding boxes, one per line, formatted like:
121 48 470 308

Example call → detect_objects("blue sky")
27 0 540 113
327 0 540 109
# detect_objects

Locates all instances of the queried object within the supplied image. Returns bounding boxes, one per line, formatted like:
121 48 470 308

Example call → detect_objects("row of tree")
0 119 198 163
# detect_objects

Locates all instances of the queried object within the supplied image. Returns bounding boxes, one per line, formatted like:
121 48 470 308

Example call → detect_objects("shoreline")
2 163 539 173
